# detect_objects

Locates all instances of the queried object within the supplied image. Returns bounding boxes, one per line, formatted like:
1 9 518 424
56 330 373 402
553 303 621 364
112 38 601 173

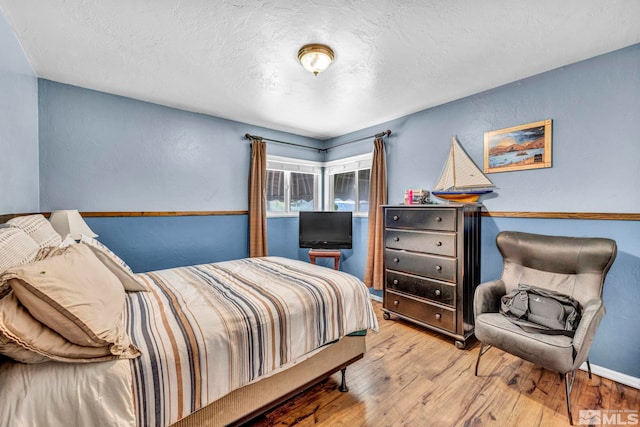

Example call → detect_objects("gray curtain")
364 137 387 289
248 139 268 257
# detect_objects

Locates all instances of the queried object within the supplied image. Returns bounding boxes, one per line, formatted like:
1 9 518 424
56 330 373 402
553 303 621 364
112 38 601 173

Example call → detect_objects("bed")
0 215 378 426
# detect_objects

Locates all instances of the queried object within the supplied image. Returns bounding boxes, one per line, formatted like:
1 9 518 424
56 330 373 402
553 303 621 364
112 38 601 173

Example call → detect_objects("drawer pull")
435 241 442 246
435 216 442 222
394 300 400 306
393 215 399 221
393 258 400 263
435 265 442 271
435 313 442 320
435 289 441 296
393 279 399 285
394 237 400 242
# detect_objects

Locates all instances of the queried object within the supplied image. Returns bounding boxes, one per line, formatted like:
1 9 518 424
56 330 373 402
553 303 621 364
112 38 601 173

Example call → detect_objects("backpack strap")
503 315 576 337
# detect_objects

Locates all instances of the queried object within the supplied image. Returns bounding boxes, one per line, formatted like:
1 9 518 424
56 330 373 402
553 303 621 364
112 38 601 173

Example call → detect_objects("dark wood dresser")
381 203 482 348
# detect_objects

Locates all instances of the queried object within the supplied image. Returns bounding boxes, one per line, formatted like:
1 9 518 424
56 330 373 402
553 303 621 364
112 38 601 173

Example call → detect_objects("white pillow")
7 214 62 248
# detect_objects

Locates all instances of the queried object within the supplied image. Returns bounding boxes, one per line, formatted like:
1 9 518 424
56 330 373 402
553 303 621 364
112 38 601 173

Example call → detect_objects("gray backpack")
500 284 581 336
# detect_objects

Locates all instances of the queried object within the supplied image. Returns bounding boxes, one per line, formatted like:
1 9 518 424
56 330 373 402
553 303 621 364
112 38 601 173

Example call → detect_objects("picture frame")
484 119 552 174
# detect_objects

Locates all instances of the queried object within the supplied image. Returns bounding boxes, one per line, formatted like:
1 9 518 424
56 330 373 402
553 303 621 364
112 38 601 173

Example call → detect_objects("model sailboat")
431 136 494 203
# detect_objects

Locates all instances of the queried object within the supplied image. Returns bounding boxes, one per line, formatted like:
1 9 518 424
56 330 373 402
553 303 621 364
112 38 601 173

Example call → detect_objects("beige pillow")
78 236 149 292
0 292 139 363
6 214 62 248
2 244 137 353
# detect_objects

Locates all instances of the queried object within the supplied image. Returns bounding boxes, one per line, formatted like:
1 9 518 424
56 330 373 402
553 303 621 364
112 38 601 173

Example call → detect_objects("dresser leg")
455 340 466 349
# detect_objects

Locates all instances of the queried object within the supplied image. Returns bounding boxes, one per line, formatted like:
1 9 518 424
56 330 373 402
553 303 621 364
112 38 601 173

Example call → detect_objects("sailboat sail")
432 136 494 202
434 136 494 191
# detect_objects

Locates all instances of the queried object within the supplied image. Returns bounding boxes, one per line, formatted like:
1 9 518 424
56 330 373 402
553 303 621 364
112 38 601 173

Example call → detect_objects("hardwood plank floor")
245 301 638 427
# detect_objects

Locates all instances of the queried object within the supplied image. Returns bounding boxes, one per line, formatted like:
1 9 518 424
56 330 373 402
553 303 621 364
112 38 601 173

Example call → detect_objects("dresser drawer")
384 290 455 332
385 208 456 231
385 229 456 257
385 249 456 282
386 270 455 307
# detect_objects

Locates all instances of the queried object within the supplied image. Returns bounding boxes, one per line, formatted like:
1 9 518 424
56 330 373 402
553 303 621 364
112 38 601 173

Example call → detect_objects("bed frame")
172 334 366 426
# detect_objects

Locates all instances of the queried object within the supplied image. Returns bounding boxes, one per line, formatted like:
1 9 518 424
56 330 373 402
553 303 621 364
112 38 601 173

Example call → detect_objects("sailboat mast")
451 137 457 190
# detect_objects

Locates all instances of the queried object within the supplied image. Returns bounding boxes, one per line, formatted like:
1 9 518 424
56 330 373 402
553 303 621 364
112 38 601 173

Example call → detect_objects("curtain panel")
248 139 268 257
364 137 387 289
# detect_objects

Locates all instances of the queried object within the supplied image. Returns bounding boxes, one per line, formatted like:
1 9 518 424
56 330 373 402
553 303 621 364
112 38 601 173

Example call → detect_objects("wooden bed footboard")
171 334 366 427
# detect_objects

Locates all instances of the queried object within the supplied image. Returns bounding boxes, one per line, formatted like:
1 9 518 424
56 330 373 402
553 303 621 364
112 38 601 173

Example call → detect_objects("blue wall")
38 80 323 212
0 9 39 214
84 215 249 273
326 44 640 213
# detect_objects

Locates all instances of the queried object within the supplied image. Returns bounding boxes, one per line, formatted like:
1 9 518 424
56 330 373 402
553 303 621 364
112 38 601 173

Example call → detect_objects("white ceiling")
1 1 639 140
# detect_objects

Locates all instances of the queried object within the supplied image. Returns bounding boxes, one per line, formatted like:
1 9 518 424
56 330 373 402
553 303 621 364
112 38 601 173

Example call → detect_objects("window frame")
266 155 322 217
265 153 373 218
324 153 373 217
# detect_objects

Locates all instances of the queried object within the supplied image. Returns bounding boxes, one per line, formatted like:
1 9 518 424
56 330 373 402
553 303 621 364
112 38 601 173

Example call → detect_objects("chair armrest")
572 299 606 368
474 279 506 317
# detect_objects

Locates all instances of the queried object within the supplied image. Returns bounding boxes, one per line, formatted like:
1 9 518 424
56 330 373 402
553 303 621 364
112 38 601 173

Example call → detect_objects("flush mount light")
297 44 334 76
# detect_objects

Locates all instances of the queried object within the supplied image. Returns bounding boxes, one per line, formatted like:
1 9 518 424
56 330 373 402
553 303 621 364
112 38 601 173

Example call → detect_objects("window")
325 153 372 214
266 156 321 215
266 153 372 216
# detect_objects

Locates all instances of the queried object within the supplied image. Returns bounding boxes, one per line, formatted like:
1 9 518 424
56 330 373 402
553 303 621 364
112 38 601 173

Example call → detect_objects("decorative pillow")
7 214 62 248
0 227 40 297
1 244 139 355
0 292 139 363
78 235 149 292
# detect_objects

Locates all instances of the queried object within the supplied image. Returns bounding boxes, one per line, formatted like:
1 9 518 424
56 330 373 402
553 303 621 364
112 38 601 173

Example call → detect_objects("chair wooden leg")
564 371 576 425
475 342 492 376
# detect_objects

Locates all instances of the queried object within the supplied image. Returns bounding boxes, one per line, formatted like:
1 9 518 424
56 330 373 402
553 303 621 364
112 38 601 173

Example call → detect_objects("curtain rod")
244 129 391 153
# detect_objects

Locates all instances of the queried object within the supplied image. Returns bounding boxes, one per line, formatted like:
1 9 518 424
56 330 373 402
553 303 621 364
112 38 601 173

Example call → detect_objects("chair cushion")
475 313 575 373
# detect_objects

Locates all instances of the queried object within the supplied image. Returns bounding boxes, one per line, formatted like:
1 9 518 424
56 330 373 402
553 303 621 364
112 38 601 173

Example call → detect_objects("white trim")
324 152 372 175
267 155 323 174
579 362 640 390
369 294 383 303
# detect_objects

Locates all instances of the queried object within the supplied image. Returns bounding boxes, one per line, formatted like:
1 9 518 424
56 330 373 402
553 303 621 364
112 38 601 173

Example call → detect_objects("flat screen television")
299 211 353 250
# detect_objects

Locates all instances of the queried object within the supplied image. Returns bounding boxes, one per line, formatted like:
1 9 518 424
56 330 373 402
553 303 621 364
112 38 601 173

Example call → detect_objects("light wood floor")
246 301 638 427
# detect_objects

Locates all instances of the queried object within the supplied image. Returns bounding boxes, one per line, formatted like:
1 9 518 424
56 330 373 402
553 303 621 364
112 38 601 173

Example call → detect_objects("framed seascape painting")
484 119 552 174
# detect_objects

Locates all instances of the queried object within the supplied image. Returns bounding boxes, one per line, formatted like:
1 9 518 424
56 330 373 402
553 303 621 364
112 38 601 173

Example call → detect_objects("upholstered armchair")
474 231 617 425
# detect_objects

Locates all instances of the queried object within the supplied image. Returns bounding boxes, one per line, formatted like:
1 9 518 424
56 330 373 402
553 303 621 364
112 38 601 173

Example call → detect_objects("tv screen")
299 211 353 250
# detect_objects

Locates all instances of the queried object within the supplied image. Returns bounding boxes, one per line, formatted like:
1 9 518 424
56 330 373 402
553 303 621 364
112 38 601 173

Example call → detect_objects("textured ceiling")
1 1 639 139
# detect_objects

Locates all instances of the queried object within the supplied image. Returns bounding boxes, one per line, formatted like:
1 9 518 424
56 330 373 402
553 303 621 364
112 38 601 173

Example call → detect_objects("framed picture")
484 119 552 174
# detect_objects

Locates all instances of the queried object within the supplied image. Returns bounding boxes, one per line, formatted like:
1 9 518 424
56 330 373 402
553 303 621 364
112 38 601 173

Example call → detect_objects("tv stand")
308 249 341 270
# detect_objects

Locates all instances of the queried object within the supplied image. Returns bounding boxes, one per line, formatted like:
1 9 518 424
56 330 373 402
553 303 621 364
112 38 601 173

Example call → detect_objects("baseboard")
369 294 383 303
580 362 640 390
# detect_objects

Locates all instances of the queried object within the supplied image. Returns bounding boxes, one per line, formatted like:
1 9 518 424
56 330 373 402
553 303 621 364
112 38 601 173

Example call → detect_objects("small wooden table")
308 249 342 270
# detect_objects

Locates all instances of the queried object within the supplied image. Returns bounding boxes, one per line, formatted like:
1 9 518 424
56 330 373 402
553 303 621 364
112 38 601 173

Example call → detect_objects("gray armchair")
474 231 617 425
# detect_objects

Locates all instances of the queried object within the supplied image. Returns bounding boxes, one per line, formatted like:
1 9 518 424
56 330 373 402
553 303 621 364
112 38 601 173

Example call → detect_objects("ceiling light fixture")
297 44 334 76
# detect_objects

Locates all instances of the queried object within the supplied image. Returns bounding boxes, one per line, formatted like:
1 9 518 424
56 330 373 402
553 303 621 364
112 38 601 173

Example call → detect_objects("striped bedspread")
125 256 378 426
